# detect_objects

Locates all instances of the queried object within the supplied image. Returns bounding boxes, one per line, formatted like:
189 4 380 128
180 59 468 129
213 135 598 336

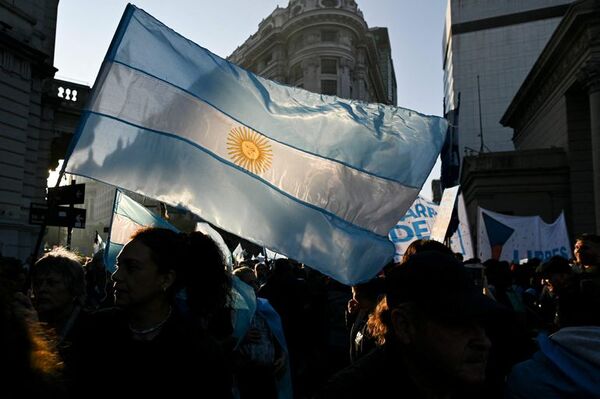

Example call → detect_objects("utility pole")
477 75 486 154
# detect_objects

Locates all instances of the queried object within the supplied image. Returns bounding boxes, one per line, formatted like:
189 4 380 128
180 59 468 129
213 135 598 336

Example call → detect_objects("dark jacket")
72 308 232 398
315 344 421 399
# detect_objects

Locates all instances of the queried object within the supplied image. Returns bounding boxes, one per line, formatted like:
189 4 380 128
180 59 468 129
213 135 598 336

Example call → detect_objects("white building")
443 0 574 157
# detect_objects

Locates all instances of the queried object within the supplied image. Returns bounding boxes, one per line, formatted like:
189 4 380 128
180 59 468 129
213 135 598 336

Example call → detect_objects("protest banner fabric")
430 185 460 242
477 207 571 263
389 195 473 262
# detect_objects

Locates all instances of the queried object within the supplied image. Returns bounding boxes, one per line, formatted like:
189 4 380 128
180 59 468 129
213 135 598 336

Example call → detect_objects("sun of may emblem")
227 126 273 174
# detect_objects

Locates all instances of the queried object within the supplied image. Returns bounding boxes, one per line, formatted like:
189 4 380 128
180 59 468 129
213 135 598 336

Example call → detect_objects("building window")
321 0 339 7
291 63 303 81
264 52 273 65
321 30 337 42
291 35 303 52
321 80 337 95
321 59 337 74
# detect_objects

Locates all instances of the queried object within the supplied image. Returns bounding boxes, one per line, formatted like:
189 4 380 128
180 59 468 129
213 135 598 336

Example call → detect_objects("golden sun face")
227 126 272 175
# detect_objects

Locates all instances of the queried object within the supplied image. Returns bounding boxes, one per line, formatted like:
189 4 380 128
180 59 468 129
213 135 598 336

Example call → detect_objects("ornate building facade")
0 1 92 259
0 0 59 259
228 0 397 105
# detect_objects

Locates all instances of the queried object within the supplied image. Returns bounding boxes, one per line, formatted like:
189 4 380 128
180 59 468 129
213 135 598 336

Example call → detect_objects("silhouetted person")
74 227 232 398
316 252 500 399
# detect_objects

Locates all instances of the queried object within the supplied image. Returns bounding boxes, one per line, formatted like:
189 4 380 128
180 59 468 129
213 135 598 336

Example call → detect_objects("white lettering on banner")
390 220 433 243
401 204 438 220
389 195 473 261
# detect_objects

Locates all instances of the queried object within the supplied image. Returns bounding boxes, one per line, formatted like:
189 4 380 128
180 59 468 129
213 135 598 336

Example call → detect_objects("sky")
53 0 448 199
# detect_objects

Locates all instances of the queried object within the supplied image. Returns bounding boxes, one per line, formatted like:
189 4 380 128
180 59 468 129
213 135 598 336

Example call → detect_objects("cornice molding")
577 58 600 93
502 1 600 130
514 34 590 135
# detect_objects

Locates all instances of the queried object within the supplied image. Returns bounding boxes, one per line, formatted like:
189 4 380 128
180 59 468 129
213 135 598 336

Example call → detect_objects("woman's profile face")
112 239 166 307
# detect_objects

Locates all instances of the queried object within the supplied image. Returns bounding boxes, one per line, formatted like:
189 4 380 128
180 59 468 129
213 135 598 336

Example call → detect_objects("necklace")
129 306 172 335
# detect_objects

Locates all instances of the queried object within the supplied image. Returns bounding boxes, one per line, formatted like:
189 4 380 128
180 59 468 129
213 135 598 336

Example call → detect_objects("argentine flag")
65 4 447 285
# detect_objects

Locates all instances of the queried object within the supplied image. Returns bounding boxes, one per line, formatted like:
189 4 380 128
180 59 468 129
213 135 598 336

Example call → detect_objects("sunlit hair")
233 266 255 281
367 296 391 346
32 247 86 306
0 286 63 394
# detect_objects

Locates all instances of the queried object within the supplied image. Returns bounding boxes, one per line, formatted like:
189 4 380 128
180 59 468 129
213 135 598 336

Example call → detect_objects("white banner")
389 195 473 262
430 185 460 242
477 207 571 263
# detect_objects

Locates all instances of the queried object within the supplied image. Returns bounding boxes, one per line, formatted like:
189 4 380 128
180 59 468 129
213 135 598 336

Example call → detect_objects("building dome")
228 0 396 105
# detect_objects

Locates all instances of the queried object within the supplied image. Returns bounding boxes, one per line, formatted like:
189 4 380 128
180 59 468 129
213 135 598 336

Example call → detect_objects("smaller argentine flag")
104 189 177 272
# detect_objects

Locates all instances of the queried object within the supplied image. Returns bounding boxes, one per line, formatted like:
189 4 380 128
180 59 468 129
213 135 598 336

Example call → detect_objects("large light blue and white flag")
104 189 177 272
64 5 447 285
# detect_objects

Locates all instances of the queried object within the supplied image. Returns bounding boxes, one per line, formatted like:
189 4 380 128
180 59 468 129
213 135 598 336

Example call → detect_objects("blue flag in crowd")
104 189 178 272
64 4 447 285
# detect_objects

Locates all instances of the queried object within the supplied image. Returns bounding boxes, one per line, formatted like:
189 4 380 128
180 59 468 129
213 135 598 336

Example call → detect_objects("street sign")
44 206 86 228
72 208 86 228
47 183 85 205
29 203 48 225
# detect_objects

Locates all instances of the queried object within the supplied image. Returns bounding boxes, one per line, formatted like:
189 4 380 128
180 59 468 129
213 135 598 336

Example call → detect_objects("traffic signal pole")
66 179 75 250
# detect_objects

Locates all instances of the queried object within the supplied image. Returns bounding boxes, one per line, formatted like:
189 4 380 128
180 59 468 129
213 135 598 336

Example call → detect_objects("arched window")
321 59 337 74
321 30 337 42
291 63 303 81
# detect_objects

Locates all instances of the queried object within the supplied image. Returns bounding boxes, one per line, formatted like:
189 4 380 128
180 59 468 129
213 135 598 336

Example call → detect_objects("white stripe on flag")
110 213 144 245
89 63 418 234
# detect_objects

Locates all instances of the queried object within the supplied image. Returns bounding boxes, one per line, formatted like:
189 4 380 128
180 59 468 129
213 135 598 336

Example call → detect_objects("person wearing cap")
538 256 572 295
315 251 499 399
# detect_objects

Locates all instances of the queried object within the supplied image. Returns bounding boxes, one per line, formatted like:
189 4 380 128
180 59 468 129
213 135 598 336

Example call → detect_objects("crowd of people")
1 230 599 398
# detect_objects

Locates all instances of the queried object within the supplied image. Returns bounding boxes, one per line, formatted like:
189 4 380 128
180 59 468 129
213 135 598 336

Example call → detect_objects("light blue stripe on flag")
104 189 178 272
68 5 447 285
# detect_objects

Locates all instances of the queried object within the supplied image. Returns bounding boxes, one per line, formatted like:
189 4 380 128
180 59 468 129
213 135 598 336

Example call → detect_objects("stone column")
579 60 600 233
